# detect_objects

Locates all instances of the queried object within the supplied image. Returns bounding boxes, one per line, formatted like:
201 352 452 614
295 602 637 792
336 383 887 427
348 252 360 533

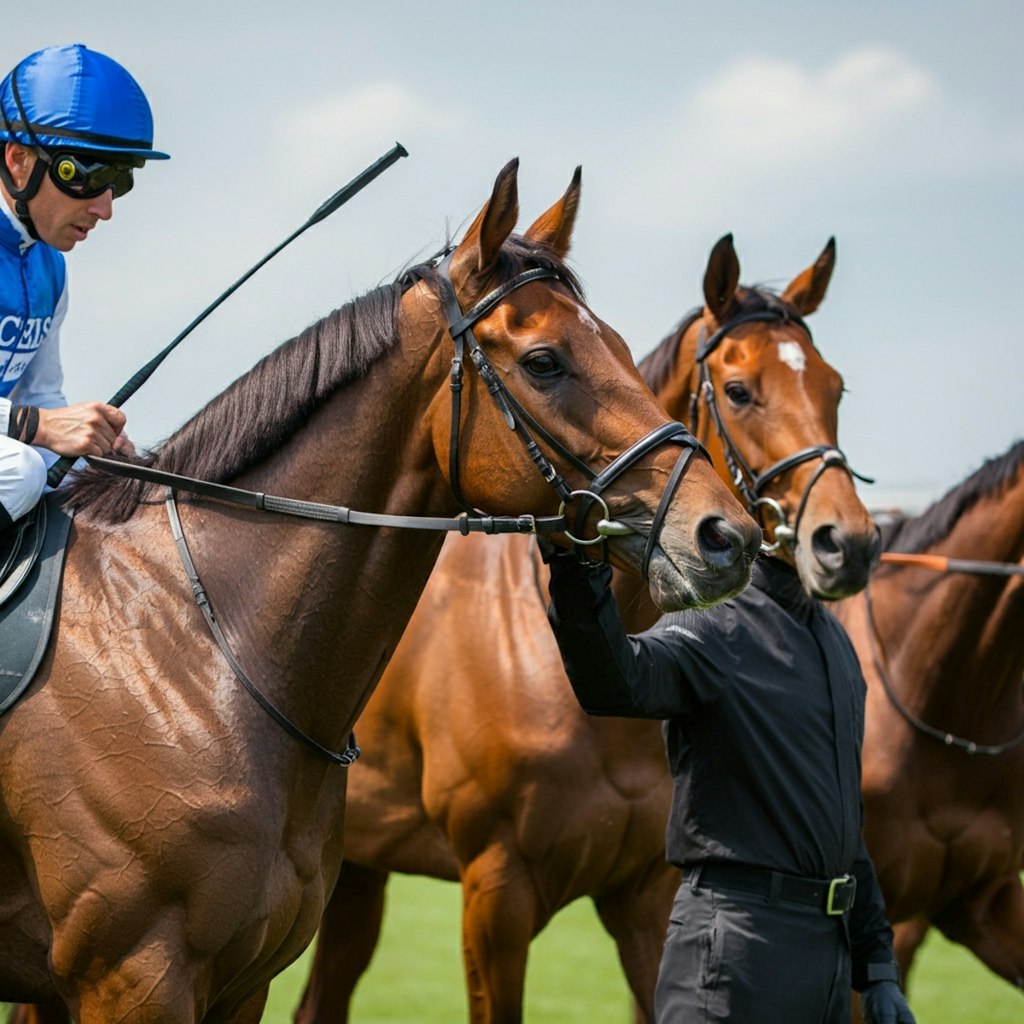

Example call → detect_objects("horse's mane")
65 234 584 523
637 286 799 395
882 439 1024 553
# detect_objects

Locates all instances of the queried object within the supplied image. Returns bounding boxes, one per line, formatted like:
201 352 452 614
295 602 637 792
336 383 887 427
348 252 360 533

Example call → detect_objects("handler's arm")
848 836 902 991
545 549 700 718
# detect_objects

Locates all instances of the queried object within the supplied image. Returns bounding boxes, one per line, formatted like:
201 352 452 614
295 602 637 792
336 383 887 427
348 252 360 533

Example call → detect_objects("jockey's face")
3 143 114 252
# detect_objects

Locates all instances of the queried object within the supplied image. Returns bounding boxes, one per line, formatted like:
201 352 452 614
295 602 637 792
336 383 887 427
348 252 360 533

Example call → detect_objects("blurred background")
5 1 1022 513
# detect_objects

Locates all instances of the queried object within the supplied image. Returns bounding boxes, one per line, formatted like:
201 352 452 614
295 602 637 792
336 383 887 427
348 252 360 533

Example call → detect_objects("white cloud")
280 81 467 151
598 44 1024 238
686 47 936 163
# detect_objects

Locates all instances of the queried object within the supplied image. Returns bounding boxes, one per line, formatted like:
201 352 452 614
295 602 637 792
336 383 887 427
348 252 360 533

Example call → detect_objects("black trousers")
655 870 852 1023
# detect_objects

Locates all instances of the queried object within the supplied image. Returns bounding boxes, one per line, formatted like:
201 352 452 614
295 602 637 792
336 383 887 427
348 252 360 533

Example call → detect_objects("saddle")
0 494 74 713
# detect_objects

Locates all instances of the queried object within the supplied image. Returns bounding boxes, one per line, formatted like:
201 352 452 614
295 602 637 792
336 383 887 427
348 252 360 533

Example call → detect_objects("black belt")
693 862 857 916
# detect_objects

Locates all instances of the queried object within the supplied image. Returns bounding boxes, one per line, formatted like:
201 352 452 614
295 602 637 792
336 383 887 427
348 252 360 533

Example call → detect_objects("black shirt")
546 552 897 985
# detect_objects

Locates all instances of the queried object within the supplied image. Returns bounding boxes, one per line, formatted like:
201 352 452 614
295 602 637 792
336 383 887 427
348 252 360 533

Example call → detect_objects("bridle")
682 304 872 553
434 253 708 575
863 576 1024 756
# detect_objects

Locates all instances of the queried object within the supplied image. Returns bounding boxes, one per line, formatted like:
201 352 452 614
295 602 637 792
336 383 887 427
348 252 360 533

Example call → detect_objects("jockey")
0 43 169 529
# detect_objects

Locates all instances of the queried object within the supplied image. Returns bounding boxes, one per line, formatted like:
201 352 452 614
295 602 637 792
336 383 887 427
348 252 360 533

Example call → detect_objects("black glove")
861 981 915 1024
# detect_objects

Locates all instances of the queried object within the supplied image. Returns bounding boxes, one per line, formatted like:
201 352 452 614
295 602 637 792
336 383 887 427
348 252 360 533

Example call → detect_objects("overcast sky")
6 1 1022 510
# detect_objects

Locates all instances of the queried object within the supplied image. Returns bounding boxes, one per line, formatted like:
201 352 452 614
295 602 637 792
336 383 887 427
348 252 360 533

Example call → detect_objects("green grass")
4 873 1018 1021
262 873 1022 1023
264 873 632 1023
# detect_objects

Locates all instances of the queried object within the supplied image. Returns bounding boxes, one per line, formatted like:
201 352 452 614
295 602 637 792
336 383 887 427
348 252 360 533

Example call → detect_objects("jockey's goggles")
38 149 142 199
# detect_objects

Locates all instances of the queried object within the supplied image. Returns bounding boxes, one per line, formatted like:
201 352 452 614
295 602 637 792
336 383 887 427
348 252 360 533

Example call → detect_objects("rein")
84 455 568 536
683 306 872 553
863 567 1024 756
166 489 360 767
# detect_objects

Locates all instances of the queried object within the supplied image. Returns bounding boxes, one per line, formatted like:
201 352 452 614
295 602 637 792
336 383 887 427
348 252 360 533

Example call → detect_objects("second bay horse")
0 162 760 1023
834 439 1024 999
294 234 879 1024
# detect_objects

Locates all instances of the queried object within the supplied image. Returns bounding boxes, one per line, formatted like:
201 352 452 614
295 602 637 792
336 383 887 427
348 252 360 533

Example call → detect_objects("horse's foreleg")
226 985 269 1024
592 865 677 1024
5 1005 71 1024
460 847 537 1024
892 916 931 990
293 861 390 1024
933 875 1024 990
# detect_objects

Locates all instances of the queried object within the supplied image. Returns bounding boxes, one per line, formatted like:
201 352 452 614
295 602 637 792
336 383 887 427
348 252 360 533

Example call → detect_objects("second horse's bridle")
682 303 873 553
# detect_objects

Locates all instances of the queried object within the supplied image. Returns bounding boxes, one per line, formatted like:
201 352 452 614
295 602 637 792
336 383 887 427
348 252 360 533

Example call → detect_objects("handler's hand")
36 402 127 457
536 535 566 564
862 981 916 1024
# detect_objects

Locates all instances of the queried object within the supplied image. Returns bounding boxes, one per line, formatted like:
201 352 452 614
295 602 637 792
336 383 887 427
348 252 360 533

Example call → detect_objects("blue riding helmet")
0 44 168 239
0 43 169 160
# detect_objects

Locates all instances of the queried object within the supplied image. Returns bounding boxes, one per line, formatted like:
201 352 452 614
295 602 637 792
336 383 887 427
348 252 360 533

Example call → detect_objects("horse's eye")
724 382 752 407
522 351 562 378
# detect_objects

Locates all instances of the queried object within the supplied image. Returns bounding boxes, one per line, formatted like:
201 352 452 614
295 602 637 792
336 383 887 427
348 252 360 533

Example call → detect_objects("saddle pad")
0 494 74 714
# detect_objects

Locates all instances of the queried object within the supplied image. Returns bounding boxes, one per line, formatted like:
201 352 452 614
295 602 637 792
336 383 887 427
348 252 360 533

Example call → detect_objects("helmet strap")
0 144 45 241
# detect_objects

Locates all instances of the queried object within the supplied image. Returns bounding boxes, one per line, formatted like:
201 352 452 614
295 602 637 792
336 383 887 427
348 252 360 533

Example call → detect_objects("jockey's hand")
35 402 127 457
112 432 136 458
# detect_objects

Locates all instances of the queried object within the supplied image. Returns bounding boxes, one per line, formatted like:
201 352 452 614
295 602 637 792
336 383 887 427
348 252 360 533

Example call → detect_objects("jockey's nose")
87 189 114 221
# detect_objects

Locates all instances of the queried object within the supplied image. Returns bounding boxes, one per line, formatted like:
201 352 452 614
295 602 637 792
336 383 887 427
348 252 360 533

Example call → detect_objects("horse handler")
540 542 915 1024
0 43 168 528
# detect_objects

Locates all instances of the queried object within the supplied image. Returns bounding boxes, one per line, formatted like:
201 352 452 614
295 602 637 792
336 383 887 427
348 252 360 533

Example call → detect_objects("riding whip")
46 141 409 488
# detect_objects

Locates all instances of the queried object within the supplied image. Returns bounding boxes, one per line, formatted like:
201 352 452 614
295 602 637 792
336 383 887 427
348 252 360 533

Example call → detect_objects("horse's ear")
523 165 582 259
782 237 836 316
450 158 520 283
703 233 741 323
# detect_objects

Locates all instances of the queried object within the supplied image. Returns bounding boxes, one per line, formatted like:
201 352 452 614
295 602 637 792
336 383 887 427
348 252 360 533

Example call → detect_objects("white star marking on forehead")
777 340 807 372
577 306 601 335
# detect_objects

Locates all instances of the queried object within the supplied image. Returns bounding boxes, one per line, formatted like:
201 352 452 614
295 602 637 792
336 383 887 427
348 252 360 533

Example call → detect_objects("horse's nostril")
696 515 759 569
811 524 847 571
699 518 732 552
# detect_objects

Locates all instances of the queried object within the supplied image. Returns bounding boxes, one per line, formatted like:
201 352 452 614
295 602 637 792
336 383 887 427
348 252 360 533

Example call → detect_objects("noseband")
685 306 872 553
435 254 707 572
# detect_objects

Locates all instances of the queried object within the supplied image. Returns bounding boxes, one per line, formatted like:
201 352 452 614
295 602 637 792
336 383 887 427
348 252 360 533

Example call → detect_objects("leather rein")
85 255 706 765
682 305 873 553
863 559 1024 756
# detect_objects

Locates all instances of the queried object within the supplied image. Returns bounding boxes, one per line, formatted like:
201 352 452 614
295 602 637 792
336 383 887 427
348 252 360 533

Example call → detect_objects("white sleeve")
0 277 69 436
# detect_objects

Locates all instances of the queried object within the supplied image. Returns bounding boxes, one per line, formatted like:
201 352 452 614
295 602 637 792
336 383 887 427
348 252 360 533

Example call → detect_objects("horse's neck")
876 471 1024 720
190 333 453 748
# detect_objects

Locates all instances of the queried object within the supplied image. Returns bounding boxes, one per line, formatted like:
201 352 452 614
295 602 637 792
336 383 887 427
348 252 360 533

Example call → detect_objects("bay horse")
833 439 1024 1000
0 161 761 1023
294 234 880 1024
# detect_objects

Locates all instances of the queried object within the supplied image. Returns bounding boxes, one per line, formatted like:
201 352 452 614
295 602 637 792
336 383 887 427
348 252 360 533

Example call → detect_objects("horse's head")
673 234 880 599
406 160 761 611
